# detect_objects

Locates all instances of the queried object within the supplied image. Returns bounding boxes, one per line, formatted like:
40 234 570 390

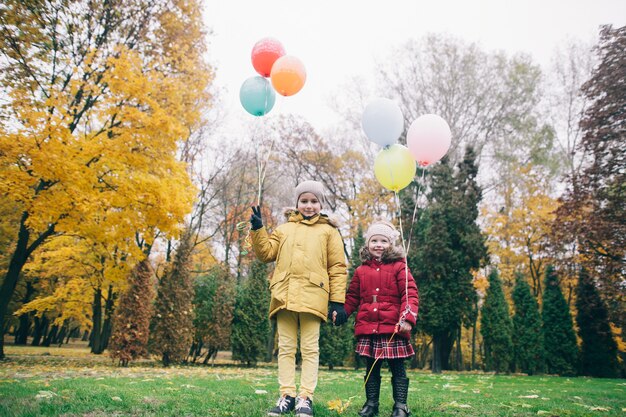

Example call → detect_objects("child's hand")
328 302 347 326
398 321 412 333
250 205 263 230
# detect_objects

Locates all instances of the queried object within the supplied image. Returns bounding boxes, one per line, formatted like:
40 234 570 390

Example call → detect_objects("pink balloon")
251 38 286 77
406 114 452 167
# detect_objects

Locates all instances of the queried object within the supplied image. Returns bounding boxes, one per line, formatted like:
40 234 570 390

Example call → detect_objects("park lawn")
1 345 625 416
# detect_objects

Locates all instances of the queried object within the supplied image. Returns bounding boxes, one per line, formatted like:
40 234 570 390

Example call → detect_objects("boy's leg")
276 310 298 397
297 312 321 399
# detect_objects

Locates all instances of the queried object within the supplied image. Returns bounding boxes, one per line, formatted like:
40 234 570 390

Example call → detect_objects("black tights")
365 356 406 379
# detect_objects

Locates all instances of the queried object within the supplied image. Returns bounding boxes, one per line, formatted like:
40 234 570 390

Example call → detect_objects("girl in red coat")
335 220 418 417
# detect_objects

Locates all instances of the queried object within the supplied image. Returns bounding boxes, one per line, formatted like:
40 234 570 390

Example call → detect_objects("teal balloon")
240 76 276 116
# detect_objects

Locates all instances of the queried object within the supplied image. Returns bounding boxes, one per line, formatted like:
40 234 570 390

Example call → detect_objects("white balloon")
406 114 452 166
361 98 404 147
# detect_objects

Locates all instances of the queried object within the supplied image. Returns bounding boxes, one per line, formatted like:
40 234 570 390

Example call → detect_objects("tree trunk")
0 210 55 359
471 299 478 370
31 316 49 346
14 313 30 345
432 332 443 373
14 281 35 345
456 327 463 370
432 329 455 373
0 215 31 359
90 287 103 353
43 324 58 347
55 323 68 346
99 285 115 351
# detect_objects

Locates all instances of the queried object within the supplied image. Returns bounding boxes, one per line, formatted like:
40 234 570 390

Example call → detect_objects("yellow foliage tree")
0 0 212 358
483 164 560 298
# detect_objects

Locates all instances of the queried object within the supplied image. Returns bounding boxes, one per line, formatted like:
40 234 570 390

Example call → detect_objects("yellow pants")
276 310 321 399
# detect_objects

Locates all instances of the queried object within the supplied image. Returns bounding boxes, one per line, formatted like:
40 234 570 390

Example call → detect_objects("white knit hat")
364 220 400 244
294 180 325 208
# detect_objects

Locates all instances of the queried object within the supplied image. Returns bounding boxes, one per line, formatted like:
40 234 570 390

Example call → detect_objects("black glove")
250 205 263 230
329 302 347 326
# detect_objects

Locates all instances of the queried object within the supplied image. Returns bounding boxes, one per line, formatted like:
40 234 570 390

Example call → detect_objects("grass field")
1 344 625 416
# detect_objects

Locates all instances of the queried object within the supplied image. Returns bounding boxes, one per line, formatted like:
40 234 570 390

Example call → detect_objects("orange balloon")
270 55 306 96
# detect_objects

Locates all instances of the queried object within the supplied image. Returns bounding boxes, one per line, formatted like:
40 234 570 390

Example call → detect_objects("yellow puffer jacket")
251 209 347 321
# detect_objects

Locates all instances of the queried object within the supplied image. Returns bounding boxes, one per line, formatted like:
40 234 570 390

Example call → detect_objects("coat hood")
359 244 406 263
283 207 341 228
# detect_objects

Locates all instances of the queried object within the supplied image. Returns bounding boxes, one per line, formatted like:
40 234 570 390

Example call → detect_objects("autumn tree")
335 34 543 166
108 259 156 367
555 25 625 366
541 266 578 376
0 0 209 358
483 165 560 295
150 231 195 366
575 267 618 378
480 269 513 373
231 260 271 366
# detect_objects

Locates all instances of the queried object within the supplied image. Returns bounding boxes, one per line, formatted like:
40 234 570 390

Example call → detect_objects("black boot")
390 377 410 417
358 373 380 417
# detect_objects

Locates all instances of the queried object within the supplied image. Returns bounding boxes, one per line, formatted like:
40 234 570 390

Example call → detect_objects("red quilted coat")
344 246 419 340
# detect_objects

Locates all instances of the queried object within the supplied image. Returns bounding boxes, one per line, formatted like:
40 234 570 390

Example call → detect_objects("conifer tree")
109 259 156 366
576 267 618 378
231 260 271 366
542 266 578 376
480 269 513 373
190 272 219 362
204 266 236 363
412 147 487 372
150 232 195 366
512 272 544 375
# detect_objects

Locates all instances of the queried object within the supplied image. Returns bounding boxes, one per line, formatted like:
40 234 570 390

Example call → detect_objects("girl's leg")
359 356 382 417
298 312 321 399
388 359 410 417
387 358 407 379
365 356 383 380
276 310 298 398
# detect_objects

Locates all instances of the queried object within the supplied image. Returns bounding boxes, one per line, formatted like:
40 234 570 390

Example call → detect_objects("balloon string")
405 168 426 255
394 191 410 321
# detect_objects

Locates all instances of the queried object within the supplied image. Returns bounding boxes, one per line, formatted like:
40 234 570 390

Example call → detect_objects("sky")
202 0 626 132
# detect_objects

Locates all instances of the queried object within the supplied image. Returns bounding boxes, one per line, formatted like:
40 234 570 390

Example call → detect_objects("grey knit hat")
294 180 325 208
364 220 400 244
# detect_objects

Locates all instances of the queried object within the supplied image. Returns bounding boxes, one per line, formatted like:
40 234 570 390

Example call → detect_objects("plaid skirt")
355 334 415 359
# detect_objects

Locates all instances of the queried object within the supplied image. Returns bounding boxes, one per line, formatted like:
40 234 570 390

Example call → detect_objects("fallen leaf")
35 391 57 400
446 401 472 408
588 406 610 411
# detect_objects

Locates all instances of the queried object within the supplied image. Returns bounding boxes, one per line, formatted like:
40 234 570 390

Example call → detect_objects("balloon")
361 98 404 147
239 76 276 116
406 114 452 167
251 37 285 77
374 144 416 192
270 55 306 96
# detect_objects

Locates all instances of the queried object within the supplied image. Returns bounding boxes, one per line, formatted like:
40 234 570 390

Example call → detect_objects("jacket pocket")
270 271 288 290
308 272 330 294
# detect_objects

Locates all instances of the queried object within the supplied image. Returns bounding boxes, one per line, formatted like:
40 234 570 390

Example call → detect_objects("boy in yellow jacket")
250 180 348 417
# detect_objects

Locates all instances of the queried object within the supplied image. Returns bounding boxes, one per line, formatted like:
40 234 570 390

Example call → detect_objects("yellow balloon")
374 144 416 191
